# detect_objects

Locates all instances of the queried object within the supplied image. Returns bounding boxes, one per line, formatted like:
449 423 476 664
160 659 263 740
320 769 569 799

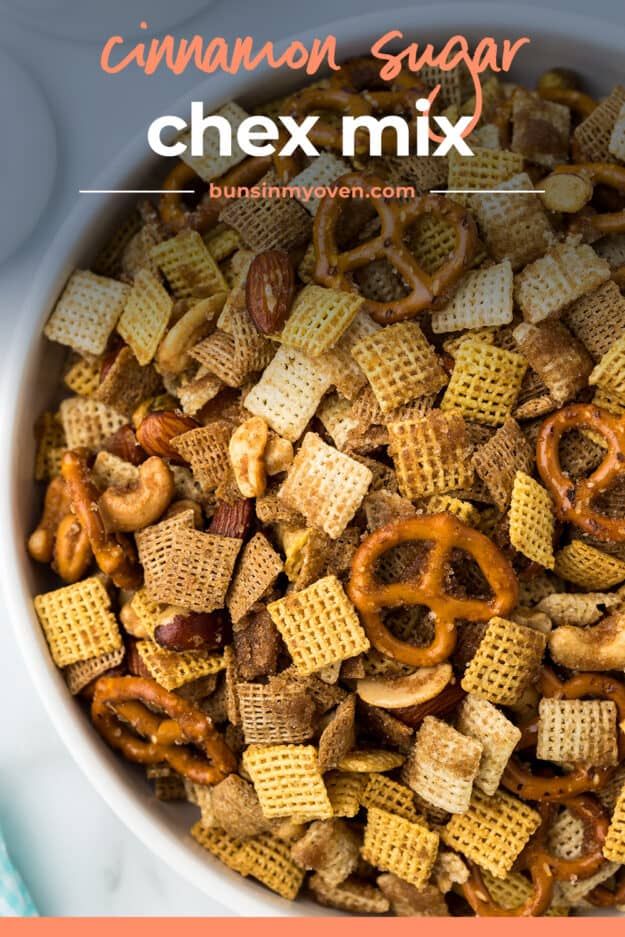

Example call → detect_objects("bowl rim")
4 3 625 916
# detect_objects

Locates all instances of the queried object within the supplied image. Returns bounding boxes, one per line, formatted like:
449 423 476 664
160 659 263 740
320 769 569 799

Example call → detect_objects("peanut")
228 417 268 498
54 513 92 583
28 476 72 564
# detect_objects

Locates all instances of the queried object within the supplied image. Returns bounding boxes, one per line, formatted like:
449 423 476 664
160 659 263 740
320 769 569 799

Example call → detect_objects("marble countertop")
0 0 623 917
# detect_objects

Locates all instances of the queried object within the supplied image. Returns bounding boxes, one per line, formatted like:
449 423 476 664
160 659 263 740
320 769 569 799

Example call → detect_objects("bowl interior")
5 4 625 915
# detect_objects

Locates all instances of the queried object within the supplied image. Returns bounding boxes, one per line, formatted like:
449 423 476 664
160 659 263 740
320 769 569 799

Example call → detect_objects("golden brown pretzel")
502 669 625 802
462 796 609 916
91 675 236 785
536 404 625 542
588 867 625 908
61 449 141 590
330 56 423 93
347 514 518 667
283 87 373 152
313 172 477 324
551 163 625 235
538 87 597 118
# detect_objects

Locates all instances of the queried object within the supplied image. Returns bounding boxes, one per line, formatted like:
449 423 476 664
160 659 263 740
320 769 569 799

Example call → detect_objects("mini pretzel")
536 404 625 542
588 867 625 909
348 513 518 667
159 155 273 232
61 449 141 590
284 87 372 152
551 163 625 235
538 88 597 118
314 173 477 324
462 795 609 917
502 668 625 802
91 675 236 785
330 57 424 93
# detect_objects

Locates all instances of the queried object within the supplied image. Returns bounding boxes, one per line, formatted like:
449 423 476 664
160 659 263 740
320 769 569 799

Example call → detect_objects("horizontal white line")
78 189 196 194
431 189 545 194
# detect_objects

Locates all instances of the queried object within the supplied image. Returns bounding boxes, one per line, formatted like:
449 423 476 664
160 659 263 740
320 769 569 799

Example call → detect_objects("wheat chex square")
536 698 619 767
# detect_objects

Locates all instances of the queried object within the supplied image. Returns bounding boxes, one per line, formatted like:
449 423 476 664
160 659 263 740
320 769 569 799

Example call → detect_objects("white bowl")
4 4 625 916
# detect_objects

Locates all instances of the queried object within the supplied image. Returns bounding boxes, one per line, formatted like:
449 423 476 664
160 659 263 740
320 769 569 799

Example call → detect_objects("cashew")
510 606 552 635
549 613 625 671
99 457 175 532
356 664 453 709
264 434 294 476
119 598 149 639
28 476 72 564
229 416 268 498
156 292 227 374
53 513 92 583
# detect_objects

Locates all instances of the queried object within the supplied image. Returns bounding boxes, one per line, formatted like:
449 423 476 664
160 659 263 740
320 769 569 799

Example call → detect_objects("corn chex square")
151 230 228 299
590 330 625 403
191 822 253 875
44 270 130 357
441 788 541 879
457 695 522 796
239 832 306 900
461 617 546 706
63 356 101 397
34 576 122 668
553 540 625 590
279 432 372 539
242 744 332 820
388 410 474 500
514 239 611 323
360 774 423 823
431 261 514 334
280 284 363 357
136 640 225 691
291 153 351 214
441 338 527 426
178 102 249 182
603 783 625 862
64 645 126 696
116 268 173 365
447 147 524 205
536 699 618 767
352 321 447 413
244 346 333 442
324 771 369 818
402 716 482 815
268 574 369 675
509 471 555 569
362 807 439 889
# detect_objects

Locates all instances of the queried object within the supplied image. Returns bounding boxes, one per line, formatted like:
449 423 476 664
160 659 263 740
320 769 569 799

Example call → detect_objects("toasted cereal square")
64 644 126 695
242 744 332 820
513 320 593 406
310 874 390 914
354 259 408 305
211 774 268 839
317 395 360 452
421 62 474 107
511 89 570 168
226 533 283 623
279 433 372 539
280 284 363 357
189 331 249 387
34 576 122 668
423 495 479 526
92 450 139 490
603 782 625 862
440 339 527 426
553 540 625 590
362 807 439 889
34 412 65 481
461 617 547 706
171 422 232 492
471 173 554 270
352 321 447 412
93 346 161 417
409 213 462 275
402 716 482 815
244 346 332 442
388 410 474 500
573 86 625 162
63 356 101 397
220 171 312 253
514 239 611 323
291 153 351 213
268 575 369 675
509 471 555 569
179 101 249 181
136 640 225 690
318 694 356 772
291 818 360 885
206 226 241 263
324 771 369 818
319 311 380 400
378 874 449 917
457 695 522 796
237 682 316 745
117 268 173 365
565 281 625 363
609 103 625 161
127 588 163 639
360 774 422 823
44 270 130 356
447 147 524 204
370 153 448 193
92 209 142 278
442 787 541 879
471 418 533 511
589 330 625 402
191 822 253 875
431 261 514 334
536 698 618 767
239 832 306 900
178 370 224 416
151 230 228 299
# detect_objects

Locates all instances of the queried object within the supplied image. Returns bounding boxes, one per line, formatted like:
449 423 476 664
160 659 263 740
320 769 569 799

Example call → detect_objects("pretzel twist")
538 88 597 118
462 795 609 916
314 172 477 324
91 675 236 785
502 668 625 802
348 514 518 667
61 449 141 590
551 163 625 235
536 404 625 542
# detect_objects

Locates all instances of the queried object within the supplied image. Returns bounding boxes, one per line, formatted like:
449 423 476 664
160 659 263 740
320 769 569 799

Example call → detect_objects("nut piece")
356 664 453 710
537 67 581 93
53 513 92 583
209 499 254 539
156 293 226 374
541 172 593 213
137 410 199 461
154 606 232 651
229 416 268 498
549 613 625 671
99 456 175 532
265 434 294 476
120 598 149 639
246 250 295 334
28 476 72 564
103 424 147 465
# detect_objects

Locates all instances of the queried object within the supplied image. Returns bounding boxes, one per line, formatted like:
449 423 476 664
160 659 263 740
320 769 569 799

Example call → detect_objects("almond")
136 410 199 461
246 250 295 334
104 424 147 465
209 499 254 540
392 682 467 728
154 607 232 652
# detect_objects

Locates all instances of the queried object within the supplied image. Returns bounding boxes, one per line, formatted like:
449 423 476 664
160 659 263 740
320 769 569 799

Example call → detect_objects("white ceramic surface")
3 4 625 916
